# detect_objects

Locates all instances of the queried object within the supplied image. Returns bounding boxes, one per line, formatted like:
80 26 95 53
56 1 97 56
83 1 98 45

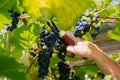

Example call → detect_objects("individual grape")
94 26 100 31
71 71 80 80
5 25 10 31
30 48 37 57
30 52 36 57
92 72 105 79
97 72 105 79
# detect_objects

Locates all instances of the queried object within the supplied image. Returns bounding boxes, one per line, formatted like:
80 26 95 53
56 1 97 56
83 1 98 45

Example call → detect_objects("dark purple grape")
7 10 20 31
6 25 10 30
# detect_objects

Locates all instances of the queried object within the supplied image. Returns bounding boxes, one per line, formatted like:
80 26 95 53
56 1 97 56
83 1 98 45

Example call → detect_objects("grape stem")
100 17 120 20
6 31 12 50
70 60 96 67
19 15 30 25
71 59 120 67
26 55 38 74
19 15 30 19
79 63 96 67
102 21 118 23
95 2 120 14
50 68 57 80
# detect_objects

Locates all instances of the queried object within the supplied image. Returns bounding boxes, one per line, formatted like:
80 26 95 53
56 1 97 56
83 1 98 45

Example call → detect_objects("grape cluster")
40 28 57 48
38 27 55 78
54 39 66 61
38 19 79 79
7 10 20 31
38 20 61 78
58 62 70 80
74 9 101 38
38 48 53 78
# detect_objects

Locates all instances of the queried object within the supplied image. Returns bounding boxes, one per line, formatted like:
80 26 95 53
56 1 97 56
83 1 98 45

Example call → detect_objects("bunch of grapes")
38 26 56 78
38 48 53 78
74 9 101 38
7 10 20 31
37 19 79 79
38 19 66 78
57 62 70 80
54 39 66 61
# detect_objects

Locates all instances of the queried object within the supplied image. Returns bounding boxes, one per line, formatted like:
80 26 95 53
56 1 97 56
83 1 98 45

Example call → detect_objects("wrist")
89 44 105 60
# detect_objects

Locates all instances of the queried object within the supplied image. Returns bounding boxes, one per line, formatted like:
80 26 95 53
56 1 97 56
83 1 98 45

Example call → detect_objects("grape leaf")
108 30 120 41
21 0 95 30
103 75 112 80
50 55 61 68
108 23 120 41
0 55 26 80
74 66 86 80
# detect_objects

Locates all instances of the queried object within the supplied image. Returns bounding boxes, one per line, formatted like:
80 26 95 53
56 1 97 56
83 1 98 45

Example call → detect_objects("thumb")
66 46 76 58
66 45 75 53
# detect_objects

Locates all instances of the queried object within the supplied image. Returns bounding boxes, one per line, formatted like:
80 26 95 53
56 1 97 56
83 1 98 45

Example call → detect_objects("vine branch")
6 31 12 50
102 21 118 23
26 55 38 74
95 2 120 14
50 68 57 80
100 16 120 20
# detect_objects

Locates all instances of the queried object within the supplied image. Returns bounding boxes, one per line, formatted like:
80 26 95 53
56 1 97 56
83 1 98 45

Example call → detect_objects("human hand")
64 31 102 59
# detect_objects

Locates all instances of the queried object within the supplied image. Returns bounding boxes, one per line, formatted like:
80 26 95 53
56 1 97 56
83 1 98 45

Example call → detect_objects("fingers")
66 45 75 53
66 45 76 58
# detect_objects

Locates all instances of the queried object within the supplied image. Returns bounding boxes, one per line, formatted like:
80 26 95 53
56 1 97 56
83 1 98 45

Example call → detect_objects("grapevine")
37 19 67 78
0 1 120 80
31 3 120 78
37 19 79 79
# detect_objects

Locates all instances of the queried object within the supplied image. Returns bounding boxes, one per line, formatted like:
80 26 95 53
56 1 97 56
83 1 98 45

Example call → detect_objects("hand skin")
65 31 120 80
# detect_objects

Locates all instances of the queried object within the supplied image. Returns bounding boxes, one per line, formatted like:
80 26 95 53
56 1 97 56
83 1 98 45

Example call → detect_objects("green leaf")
10 49 23 61
83 32 93 41
21 0 95 30
0 55 26 80
1 71 26 80
83 60 99 79
0 14 11 29
108 30 120 41
74 67 86 80
103 75 112 80
108 23 120 41
115 23 120 31
111 52 120 59
50 55 61 68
